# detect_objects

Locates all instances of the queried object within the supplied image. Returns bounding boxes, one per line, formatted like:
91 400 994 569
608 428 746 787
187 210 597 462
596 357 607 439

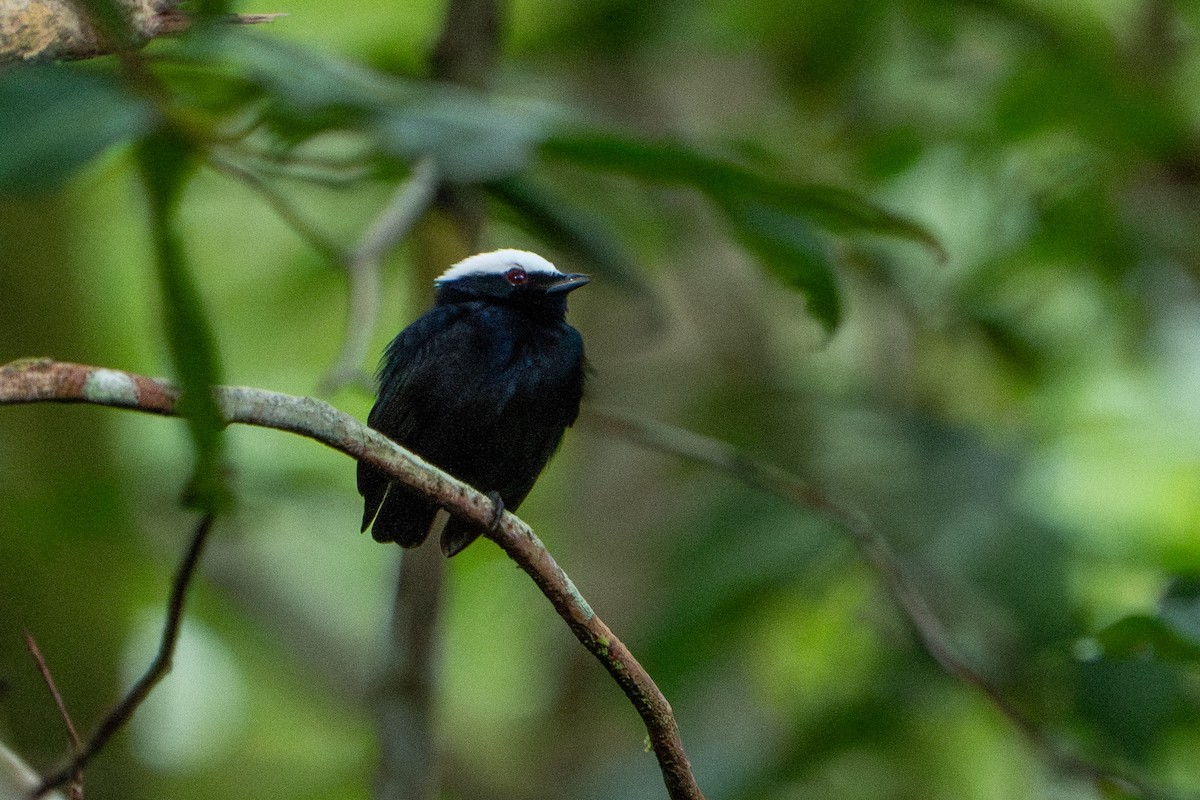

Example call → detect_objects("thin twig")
221 142 378 181
0 359 704 800
584 407 1160 800
212 151 440 394
208 151 439 394
217 149 375 188
22 633 82 753
225 13 288 24
33 512 218 799
209 155 345 266
321 156 441 394
22 632 83 800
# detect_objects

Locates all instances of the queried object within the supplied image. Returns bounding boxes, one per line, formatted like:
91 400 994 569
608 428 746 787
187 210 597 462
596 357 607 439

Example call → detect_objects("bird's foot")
486 491 505 530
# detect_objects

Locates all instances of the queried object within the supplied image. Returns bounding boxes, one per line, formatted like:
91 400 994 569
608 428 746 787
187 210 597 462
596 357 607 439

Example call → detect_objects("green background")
3 0 1200 798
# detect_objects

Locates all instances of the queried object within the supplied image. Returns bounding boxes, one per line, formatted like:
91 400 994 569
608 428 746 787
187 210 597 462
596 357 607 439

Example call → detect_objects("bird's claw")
486 491 505 530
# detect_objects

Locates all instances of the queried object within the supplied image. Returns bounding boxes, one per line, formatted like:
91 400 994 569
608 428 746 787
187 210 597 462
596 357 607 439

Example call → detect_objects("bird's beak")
544 273 590 294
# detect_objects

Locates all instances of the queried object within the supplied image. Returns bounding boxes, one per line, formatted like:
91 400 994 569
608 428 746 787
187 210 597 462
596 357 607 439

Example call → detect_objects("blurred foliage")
2 0 1200 799
0 66 156 193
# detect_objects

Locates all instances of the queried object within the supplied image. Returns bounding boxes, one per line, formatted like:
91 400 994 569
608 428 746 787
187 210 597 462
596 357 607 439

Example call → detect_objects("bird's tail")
364 478 441 548
439 516 484 557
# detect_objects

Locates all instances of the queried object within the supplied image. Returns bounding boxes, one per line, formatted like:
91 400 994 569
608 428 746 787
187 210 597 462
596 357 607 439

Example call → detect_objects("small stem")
23 632 84 800
209 155 345 266
34 513 217 799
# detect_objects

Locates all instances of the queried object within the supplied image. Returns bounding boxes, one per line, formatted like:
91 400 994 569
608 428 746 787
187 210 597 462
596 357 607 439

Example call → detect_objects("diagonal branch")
0 359 704 800
321 155 440 394
208 155 345 266
33 512 217 798
22 632 83 800
208 152 440 394
585 407 1157 800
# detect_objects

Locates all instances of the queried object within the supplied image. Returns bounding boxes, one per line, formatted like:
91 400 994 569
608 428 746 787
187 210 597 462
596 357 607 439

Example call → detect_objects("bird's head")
433 250 589 311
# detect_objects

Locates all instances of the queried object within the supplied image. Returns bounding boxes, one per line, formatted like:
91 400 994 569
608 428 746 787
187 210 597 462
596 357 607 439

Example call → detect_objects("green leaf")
542 131 943 256
0 66 157 194
543 131 756 192
375 93 556 183
996 51 1190 160
1075 658 1188 762
720 198 841 329
211 33 409 118
486 176 648 292
137 130 229 512
170 31 409 143
75 0 136 45
196 32 556 181
192 0 233 20
1159 576 1200 644
541 130 944 329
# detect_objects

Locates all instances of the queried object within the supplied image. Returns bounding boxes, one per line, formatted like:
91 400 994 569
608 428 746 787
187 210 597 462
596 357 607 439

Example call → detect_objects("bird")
358 249 589 557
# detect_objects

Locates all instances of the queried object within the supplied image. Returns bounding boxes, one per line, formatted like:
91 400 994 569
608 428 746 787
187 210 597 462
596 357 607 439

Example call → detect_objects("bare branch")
33 512 217 798
0 359 705 800
224 13 286 25
210 152 440 395
209 155 345 266
321 156 441 394
22 632 83 800
585 407 1158 800
0 0 280 63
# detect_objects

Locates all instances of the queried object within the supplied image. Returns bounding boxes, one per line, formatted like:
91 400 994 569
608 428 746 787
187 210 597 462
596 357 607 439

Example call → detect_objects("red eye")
505 267 528 285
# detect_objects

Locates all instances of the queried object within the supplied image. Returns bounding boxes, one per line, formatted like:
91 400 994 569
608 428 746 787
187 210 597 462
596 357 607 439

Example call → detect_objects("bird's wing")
360 305 585 552
357 305 468 534
369 306 469 433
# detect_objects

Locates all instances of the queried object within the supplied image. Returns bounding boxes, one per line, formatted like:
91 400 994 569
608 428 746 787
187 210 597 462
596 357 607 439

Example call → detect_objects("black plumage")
358 250 588 556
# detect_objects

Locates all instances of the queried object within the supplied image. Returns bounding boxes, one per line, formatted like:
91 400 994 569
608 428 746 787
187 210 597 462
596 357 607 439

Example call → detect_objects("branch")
208 155 345 266
34 512 217 798
374 538 444 800
0 359 704 800
0 744 66 800
208 153 439 393
22 633 82 800
0 0 282 63
585 408 1158 800
321 155 440 393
